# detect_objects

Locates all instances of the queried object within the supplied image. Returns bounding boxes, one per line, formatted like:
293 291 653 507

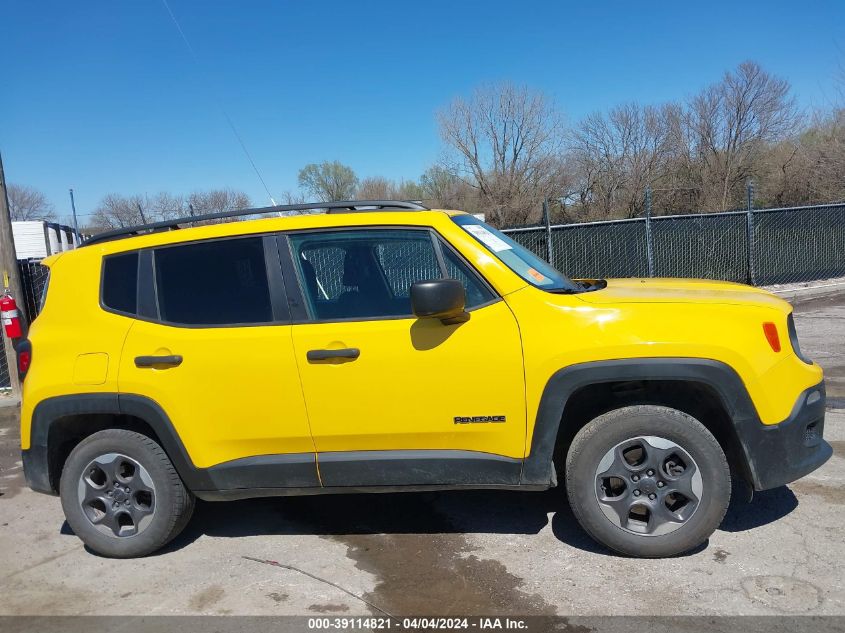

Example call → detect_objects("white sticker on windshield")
463 225 513 252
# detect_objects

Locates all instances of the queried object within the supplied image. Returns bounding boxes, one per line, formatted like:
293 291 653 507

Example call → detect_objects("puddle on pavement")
300 492 557 616
333 531 555 616
789 480 845 505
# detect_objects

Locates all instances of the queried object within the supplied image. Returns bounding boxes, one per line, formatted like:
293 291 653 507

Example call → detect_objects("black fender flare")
27 393 211 492
520 358 761 485
26 393 320 495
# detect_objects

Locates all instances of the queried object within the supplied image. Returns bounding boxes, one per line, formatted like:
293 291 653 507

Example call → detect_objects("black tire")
565 405 730 558
60 429 195 558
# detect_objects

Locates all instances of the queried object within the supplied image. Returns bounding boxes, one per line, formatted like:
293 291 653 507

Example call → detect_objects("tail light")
762 322 781 353
16 339 32 380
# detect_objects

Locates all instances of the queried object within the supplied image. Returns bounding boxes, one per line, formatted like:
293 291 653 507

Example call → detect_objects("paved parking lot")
1 293 843 617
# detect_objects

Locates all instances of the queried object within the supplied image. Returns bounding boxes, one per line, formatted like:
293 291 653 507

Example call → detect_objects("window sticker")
527 267 547 283
463 224 513 252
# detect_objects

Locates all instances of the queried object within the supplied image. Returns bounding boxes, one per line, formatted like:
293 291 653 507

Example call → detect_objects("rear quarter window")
101 252 139 315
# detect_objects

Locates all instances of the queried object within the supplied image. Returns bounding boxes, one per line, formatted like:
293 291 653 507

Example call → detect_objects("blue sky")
2 1 843 223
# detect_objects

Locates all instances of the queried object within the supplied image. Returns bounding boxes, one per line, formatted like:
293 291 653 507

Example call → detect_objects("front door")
284 228 526 487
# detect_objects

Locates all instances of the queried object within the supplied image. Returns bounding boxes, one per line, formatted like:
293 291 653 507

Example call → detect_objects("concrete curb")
0 396 20 408
768 281 845 303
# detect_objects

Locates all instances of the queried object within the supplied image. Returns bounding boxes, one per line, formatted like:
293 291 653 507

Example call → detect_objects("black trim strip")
137 249 158 320
317 449 522 487
263 234 290 323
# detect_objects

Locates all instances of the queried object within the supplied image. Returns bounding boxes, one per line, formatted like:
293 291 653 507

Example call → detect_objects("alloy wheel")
594 435 702 536
76 453 156 537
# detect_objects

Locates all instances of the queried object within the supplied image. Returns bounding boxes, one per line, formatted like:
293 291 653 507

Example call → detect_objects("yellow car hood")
574 278 791 311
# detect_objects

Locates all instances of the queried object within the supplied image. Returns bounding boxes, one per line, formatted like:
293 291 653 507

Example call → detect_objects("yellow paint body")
20 210 822 471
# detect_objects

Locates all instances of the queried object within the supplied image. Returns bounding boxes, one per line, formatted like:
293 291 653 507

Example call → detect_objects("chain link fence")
2 202 842 387
503 202 845 286
1 259 50 390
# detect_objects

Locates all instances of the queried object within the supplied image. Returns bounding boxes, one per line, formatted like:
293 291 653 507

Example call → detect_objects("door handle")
306 348 360 362
134 355 183 368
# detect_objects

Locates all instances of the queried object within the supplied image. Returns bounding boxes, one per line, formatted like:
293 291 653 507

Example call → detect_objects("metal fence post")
645 187 655 277
746 180 756 285
543 199 554 266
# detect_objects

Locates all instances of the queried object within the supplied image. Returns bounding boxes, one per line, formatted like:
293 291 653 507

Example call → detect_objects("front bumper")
737 381 831 491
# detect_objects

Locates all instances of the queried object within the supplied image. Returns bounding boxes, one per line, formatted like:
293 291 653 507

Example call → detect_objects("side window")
102 251 139 315
374 239 441 298
289 229 497 321
290 230 440 320
154 237 272 325
440 242 495 308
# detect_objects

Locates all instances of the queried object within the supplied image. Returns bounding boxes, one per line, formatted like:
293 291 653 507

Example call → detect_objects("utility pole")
645 187 655 277
542 199 554 266
0 152 26 397
746 179 756 286
69 189 80 244
136 202 147 224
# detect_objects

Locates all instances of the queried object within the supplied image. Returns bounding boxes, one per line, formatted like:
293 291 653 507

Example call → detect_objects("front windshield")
452 215 580 292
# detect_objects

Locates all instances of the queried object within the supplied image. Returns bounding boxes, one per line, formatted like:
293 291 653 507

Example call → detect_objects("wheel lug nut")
647 469 654 476
649 493 657 500
632 475 640 482
124 487 130 492
657 481 665 488
107 491 113 497
633 489 641 497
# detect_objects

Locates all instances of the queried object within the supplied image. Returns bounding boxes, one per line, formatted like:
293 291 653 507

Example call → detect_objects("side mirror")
410 279 469 325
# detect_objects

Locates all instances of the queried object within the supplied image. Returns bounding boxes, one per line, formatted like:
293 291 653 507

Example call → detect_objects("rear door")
118 234 317 487
282 227 526 487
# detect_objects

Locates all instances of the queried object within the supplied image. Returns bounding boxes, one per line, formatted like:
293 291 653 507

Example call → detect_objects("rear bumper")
21 444 56 495
737 381 831 491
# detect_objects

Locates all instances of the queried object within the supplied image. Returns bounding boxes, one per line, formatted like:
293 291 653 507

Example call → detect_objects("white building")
12 221 79 259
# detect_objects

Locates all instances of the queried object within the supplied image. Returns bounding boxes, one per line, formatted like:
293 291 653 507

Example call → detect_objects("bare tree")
760 108 845 205
185 189 251 224
393 179 425 201
91 189 251 229
298 161 358 202
188 189 250 218
7 184 56 221
437 83 567 225
90 194 146 229
356 176 392 200
570 103 675 218
420 166 480 212
356 176 426 201
149 192 186 220
686 61 799 210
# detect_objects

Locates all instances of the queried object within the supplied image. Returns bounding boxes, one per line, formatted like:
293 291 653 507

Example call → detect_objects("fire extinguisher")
1 291 23 339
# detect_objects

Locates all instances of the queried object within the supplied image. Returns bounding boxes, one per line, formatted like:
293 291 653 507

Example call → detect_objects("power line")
159 0 278 206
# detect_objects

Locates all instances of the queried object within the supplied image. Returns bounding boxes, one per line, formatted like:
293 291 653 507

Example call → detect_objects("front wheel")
565 405 731 558
60 429 195 558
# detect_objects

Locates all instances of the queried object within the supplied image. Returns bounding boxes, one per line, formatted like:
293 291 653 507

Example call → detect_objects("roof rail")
81 200 429 247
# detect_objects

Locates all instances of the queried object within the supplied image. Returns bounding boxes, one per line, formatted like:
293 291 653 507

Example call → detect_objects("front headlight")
787 312 812 365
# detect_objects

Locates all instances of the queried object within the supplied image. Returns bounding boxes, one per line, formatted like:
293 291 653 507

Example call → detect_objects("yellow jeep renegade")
19 200 830 558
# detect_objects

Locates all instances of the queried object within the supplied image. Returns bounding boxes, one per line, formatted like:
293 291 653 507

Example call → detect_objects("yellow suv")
19 200 830 558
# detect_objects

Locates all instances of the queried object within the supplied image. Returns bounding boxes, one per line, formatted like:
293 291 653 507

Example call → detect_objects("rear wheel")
565 405 730 557
60 429 194 558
